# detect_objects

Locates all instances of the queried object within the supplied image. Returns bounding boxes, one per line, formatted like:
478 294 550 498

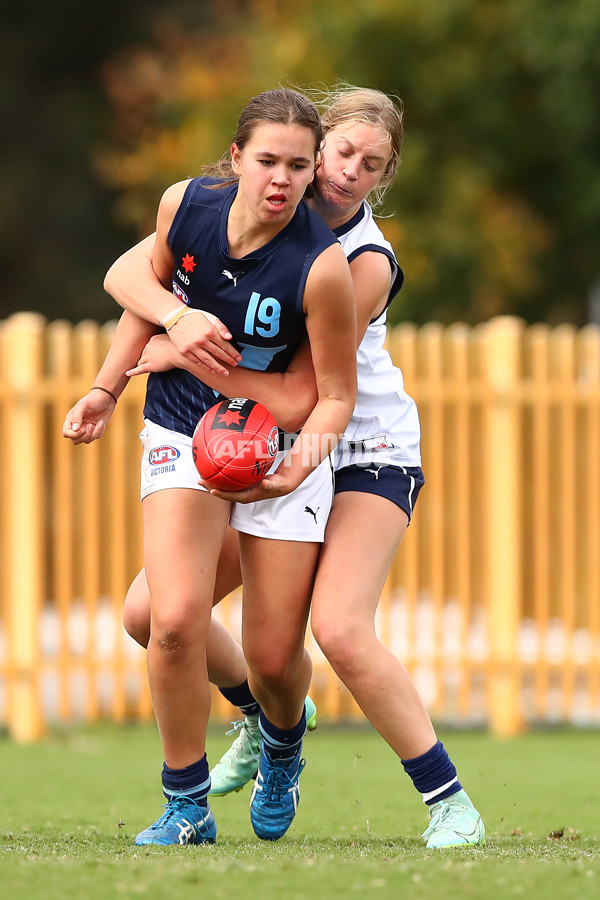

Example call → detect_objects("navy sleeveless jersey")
143 177 338 436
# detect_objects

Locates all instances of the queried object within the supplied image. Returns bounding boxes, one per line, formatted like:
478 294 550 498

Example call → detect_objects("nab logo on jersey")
177 252 197 286
181 253 196 273
149 445 181 466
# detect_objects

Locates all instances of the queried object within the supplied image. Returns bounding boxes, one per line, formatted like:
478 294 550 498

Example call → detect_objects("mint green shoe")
305 695 317 731
210 715 261 796
422 789 485 848
210 697 317 797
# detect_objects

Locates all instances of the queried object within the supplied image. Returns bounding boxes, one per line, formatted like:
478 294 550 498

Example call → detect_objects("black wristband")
91 385 118 404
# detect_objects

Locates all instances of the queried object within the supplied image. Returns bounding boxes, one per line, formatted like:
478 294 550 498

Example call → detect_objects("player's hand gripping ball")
192 398 279 491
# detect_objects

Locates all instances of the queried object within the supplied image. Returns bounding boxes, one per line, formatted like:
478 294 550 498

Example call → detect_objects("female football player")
65 87 357 846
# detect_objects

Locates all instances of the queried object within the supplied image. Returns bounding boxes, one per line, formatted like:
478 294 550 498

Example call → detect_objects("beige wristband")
160 306 192 331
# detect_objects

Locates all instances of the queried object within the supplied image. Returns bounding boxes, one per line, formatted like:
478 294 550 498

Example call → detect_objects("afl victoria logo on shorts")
149 446 181 466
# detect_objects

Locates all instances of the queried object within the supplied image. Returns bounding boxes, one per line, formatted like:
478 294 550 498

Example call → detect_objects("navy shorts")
334 464 425 521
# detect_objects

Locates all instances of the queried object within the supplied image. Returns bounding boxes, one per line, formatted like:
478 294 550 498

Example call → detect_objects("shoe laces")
225 719 245 737
150 795 204 830
424 800 472 836
261 758 305 802
226 717 260 737
222 719 260 761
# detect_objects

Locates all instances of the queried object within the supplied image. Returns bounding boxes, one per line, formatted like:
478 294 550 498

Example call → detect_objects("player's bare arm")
128 334 317 434
104 192 242 375
349 250 393 341
296 241 357 449
62 310 156 444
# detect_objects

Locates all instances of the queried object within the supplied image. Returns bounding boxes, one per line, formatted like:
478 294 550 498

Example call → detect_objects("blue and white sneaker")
134 796 217 846
210 697 317 798
250 748 305 840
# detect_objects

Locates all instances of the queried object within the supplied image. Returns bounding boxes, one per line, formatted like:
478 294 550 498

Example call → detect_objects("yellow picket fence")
1 312 599 742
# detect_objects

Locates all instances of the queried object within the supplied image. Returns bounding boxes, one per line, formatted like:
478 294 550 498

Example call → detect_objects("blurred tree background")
1 0 598 325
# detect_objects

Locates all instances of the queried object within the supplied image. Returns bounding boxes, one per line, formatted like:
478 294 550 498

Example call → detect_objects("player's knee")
150 606 204 656
245 646 293 687
311 615 363 671
122 599 150 648
153 627 185 656
150 624 197 658
123 574 151 648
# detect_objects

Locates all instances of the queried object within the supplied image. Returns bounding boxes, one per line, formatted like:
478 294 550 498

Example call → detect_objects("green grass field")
1 723 599 899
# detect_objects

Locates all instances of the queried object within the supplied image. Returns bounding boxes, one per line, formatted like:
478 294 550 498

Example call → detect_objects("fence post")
4 312 46 741
482 316 524 736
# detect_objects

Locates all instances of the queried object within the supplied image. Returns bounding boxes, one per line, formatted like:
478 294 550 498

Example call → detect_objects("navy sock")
219 681 260 716
161 754 211 804
259 709 306 762
401 741 462 805
218 680 260 718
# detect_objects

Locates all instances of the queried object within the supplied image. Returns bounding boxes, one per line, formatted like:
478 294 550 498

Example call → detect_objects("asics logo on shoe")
177 819 197 844
304 505 319 524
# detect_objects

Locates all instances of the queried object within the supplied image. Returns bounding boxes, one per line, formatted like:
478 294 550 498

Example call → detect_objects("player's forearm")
95 312 158 398
170 351 317 432
277 392 355 490
104 245 180 326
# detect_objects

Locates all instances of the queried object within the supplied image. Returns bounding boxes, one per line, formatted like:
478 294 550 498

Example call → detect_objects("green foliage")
2 725 600 900
0 0 214 322
1 1 599 324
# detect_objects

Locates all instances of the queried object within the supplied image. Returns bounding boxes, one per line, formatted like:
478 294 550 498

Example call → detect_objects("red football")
192 398 279 491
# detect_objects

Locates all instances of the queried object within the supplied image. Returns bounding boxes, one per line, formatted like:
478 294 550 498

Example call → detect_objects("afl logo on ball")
149 446 181 466
267 426 279 458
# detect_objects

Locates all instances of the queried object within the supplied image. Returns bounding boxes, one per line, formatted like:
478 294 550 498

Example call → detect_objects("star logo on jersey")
218 409 244 427
181 253 196 273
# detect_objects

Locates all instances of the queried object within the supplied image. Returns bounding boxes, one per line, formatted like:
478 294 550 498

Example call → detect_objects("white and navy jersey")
334 202 422 470
144 177 337 437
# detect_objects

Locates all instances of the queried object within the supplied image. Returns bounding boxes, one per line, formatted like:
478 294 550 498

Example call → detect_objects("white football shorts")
139 418 334 542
